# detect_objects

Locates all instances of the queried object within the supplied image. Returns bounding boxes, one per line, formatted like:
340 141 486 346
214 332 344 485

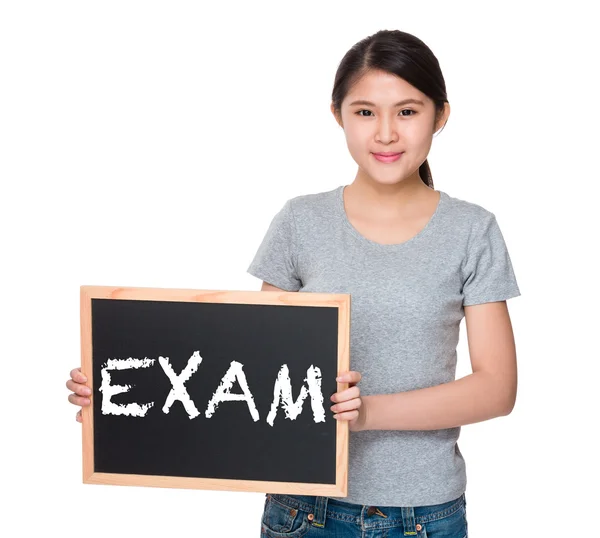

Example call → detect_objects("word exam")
98 351 327 426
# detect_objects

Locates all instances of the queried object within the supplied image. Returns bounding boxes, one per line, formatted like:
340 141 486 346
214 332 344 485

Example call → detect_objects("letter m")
266 364 325 426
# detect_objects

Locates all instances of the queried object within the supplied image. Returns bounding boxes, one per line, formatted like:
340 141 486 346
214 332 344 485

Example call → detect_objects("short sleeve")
461 212 521 306
246 199 302 291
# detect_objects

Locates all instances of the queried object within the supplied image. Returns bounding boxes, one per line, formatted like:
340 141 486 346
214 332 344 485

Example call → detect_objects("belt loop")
311 496 328 527
402 506 417 536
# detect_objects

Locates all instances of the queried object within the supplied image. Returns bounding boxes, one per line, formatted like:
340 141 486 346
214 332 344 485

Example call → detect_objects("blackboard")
80 285 350 496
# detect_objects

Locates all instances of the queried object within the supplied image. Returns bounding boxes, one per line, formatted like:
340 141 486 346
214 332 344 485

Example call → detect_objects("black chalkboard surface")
80 286 350 496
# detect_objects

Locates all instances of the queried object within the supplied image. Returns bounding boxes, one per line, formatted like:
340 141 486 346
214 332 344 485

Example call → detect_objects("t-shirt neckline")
335 185 447 250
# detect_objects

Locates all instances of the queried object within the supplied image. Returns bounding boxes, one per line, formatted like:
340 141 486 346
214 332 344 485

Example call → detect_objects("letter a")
205 360 260 421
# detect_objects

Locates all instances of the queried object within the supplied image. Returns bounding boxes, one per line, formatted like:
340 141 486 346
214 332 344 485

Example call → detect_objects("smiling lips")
372 151 403 163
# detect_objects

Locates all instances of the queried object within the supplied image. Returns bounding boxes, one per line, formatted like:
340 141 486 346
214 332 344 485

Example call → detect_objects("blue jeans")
260 492 468 537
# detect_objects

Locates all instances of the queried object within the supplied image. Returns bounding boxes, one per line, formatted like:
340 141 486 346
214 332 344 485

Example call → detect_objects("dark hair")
331 30 449 188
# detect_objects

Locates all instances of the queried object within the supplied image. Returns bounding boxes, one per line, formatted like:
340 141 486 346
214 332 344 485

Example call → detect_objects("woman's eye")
355 109 415 117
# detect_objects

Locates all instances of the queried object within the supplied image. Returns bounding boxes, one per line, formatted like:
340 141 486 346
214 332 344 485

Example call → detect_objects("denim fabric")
260 492 468 537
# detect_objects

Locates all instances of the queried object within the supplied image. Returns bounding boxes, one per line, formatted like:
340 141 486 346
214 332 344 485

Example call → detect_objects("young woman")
67 29 520 537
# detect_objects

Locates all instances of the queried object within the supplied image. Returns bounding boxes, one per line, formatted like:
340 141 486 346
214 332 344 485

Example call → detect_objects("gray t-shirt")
246 184 521 507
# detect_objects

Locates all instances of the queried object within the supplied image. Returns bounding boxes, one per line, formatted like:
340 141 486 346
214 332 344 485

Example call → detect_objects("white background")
2 1 598 536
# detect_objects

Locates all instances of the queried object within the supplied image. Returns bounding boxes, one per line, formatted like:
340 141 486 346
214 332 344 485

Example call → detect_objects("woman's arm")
355 301 518 431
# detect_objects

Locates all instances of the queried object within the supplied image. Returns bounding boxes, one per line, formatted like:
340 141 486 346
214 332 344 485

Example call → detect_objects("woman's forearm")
360 371 513 431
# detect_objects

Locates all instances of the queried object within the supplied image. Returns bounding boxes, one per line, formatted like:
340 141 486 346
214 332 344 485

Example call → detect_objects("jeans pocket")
261 496 311 538
420 503 467 538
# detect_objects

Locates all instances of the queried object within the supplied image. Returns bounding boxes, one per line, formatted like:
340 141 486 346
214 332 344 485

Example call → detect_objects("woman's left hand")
331 371 366 432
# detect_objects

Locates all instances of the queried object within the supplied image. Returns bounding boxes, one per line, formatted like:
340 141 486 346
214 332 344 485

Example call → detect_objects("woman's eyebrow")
348 98 425 107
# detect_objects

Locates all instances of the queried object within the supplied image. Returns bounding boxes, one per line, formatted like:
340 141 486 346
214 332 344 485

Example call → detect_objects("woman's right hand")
66 367 91 423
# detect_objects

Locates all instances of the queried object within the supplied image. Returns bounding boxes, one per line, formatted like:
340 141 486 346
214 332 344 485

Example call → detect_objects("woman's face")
332 69 449 187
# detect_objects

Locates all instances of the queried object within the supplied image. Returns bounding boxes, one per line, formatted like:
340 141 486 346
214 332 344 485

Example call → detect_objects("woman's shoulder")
442 190 495 219
286 185 341 216
288 185 339 203
441 190 516 257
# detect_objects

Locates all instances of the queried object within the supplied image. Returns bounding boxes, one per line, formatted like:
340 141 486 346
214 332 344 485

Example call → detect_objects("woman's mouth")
372 152 403 163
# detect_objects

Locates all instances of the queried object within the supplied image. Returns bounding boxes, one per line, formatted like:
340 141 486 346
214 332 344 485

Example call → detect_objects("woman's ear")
434 102 451 134
331 102 344 128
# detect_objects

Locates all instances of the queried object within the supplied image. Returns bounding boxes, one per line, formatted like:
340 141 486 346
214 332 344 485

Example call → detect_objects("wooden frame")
80 285 350 496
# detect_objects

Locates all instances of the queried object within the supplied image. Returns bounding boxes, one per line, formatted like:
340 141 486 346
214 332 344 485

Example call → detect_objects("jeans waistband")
268 492 466 533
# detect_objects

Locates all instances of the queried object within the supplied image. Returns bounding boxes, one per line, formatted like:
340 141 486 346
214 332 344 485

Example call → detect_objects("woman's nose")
375 117 398 144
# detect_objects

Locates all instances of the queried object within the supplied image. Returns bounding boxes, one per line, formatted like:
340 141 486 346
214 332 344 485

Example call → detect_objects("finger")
66 379 92 396
336 371 362 384
76 410 82 422
331 398 362 414
330 386 360 403
333 410 360 421
68 393 91 407
70 368 87 383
